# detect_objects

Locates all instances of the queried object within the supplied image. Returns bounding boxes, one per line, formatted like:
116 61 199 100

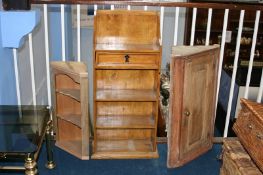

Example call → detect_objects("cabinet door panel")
180 53 216 159
167 46 219 168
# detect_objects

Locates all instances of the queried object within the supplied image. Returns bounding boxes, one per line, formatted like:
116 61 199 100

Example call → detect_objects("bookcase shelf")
51 61 89 160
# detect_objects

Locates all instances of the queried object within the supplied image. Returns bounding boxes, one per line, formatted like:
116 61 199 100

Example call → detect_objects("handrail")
31 0 263 11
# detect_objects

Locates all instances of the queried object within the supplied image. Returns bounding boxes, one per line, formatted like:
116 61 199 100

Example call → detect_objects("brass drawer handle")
124 55 130 63
247 124 253 130
256 133 263 140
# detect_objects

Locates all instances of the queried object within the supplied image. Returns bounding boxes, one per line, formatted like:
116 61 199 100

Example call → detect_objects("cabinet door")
168 48 219 168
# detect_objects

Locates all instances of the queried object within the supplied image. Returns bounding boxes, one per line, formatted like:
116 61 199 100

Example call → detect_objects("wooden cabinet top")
94 10 160 46
171 45 220 58
51 62 88 77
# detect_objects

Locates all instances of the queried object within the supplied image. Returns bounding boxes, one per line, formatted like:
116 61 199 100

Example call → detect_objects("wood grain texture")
94 10 160 45
96 115 155 129
220 138 262 175
96 102 155 116
96 89 157 101
96 52 159 69
96 70 156 90
233 99 263 172
51 61 88 83
51 61 89 160
96 129 153 140
93 10 161 159
167 45 220 168
57 114 81 128
56 89 80 102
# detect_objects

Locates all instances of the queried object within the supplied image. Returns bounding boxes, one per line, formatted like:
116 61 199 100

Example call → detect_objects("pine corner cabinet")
51 61 89 160
92 10 161 159
167 45 220 168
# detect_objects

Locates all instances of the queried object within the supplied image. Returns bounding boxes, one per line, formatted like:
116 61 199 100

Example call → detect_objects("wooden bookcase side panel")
80 76 89 157
57 118 82 141
51 62 89 160
56 93 81 116
55 74 80 90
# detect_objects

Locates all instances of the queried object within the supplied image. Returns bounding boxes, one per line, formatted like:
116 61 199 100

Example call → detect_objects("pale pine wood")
51 61 89 160
96 70 156 90
96 129 152 140
96 115 155 129
95 44 161 53
96 89 157 102
51 61 88 83
167 45 220 168
93 10 161 159
96 53 159 69
97 102 155 116
94 10 160 45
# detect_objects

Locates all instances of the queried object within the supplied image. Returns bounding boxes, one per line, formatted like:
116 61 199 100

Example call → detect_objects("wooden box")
92 10 161 159
220 138 262 175
233 98 263 172
167 45 220 168
51 62 89 160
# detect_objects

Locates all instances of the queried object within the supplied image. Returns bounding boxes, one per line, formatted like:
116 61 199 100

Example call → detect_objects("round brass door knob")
184 111 190 116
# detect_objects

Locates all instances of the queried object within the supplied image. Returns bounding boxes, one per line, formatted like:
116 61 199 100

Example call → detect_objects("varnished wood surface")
96 89 157 101
56 93 81 115
233 99 263 172
171 45 220 58
96 70 156 90
96 52 159 69
57 118 82 140
96 129 152 140
96 139 154 152
31 0 263 11
51 62 88 83
93 10 160 159
56 89 80 102
95 44 161 53
57 114 81 128
51 61 89 160
167 45 220 168
56 140 89 160
94 10 160 45
96 115 155 129
97 102 155 116
55 74 80 89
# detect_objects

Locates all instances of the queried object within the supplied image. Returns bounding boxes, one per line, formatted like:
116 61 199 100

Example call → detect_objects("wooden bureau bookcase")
51 62 89 160
92 10 161 159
